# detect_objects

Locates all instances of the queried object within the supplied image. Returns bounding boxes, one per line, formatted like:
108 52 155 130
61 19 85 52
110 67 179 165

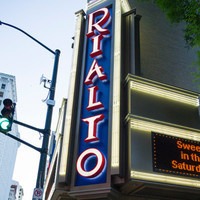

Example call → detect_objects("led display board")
152 132 200 178
75 3 113 186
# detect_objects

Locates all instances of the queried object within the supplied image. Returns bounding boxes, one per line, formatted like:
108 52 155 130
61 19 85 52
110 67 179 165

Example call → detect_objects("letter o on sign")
76 148 105 178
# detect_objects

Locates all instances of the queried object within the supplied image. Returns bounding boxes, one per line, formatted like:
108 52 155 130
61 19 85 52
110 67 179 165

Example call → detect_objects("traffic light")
0 99 15 133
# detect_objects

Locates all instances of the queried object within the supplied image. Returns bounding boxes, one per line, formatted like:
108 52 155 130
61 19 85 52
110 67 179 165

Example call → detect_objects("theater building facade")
44 0 200 199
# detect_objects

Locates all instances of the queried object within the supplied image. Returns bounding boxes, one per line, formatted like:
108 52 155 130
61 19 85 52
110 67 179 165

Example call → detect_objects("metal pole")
0 21 60 200
35 49 60 193
0 21 55 55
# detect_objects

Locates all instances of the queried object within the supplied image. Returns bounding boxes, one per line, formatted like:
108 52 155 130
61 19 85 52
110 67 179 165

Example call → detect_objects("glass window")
0 91 3 97
1 84 6 89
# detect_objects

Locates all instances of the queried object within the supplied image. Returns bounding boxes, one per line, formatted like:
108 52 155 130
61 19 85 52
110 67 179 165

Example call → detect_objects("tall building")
8 180 24 200
44 0 200 199
0 73 20 200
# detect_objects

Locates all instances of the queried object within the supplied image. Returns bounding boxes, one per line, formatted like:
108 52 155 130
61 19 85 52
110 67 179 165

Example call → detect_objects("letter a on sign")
84 59 107 85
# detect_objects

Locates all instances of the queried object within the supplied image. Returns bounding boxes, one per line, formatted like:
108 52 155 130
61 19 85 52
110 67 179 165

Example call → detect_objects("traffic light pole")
0 21 60 200
36 49 60 190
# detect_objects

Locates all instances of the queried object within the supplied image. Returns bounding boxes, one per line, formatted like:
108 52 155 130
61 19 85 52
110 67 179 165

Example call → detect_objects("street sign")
32 188 43 200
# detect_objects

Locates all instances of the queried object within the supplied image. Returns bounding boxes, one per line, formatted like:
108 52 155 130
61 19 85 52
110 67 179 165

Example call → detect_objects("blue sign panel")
75 4 113 186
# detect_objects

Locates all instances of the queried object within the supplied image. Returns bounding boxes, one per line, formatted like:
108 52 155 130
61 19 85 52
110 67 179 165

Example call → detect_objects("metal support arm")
0 130 42 152
13 119 45 134
0 21 55 55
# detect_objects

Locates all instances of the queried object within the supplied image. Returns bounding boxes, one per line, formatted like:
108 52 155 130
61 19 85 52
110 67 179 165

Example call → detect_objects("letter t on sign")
82 114 104 143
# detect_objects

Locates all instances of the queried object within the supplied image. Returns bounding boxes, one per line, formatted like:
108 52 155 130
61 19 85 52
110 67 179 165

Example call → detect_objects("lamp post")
0 20 60 200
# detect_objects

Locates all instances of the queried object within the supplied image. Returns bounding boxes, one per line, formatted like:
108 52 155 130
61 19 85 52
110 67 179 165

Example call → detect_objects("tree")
141 0 200 65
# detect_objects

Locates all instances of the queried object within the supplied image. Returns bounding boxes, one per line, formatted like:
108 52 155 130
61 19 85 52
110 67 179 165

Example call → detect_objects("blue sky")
0 1 85 199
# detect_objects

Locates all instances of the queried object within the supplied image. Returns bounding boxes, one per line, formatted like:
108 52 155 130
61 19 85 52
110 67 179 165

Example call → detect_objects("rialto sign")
76 4 113 186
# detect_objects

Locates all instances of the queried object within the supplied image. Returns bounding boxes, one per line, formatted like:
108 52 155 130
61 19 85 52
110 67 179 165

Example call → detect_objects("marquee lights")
76 5 112 186
130 80 199 106
128 75 200 189
131 171 200 188
130 116 200 141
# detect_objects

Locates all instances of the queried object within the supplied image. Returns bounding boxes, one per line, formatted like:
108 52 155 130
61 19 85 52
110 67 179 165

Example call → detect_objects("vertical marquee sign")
75 2 113 186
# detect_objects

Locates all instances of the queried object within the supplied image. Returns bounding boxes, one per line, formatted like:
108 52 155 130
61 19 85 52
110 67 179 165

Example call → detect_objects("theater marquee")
152 132 200 178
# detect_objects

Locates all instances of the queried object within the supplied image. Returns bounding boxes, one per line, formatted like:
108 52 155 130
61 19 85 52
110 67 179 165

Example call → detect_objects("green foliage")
140 0 200 64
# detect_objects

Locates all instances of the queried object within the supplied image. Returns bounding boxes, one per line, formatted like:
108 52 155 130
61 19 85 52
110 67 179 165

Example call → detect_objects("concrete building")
0 73 20 199
44 0 200 199
8 180 24 200
128 0 199 92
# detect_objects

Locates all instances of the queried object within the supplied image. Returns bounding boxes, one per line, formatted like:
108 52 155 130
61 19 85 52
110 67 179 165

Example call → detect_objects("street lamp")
0 20 60 200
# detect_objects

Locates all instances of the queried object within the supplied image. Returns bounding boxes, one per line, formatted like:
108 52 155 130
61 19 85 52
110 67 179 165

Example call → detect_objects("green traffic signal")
0 98 15 133
0 116 11 132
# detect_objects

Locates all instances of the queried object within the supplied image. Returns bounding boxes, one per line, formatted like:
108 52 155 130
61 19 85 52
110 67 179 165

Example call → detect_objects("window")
1 84 6 89
0 91 3 97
